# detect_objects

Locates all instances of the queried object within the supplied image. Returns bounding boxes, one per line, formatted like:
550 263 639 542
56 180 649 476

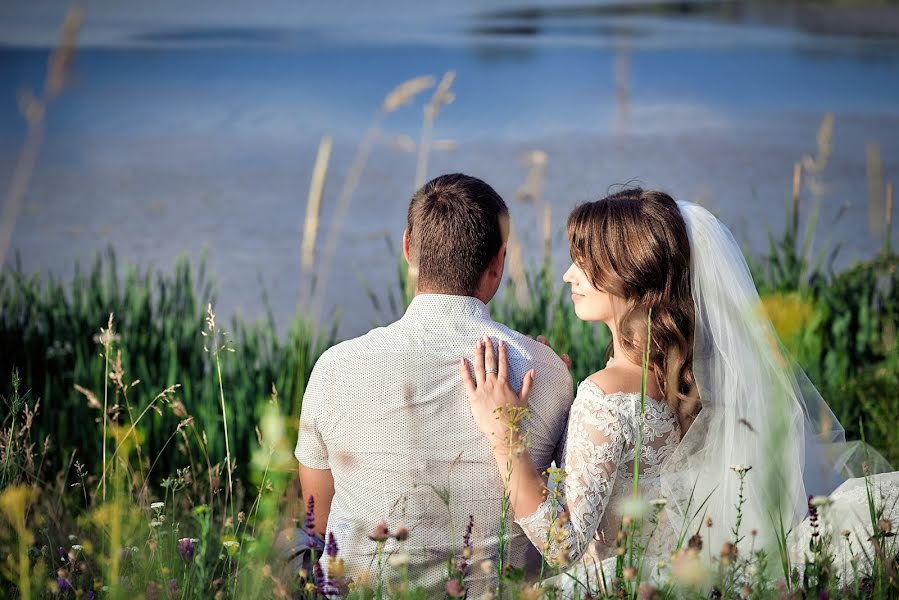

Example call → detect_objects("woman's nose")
562 264 576 284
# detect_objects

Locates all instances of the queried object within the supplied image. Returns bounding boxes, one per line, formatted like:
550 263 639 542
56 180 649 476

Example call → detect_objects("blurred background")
2 0 898 337
2 0 899 481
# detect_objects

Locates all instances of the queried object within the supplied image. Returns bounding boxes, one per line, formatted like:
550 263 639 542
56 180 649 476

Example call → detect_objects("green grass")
1 200 898 599
0 247 336 480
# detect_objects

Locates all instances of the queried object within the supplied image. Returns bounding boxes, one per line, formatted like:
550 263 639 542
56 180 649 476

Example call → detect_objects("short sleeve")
295 357 331 470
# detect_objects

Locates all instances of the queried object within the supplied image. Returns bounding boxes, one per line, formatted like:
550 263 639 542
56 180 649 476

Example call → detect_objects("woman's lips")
570 292 583 302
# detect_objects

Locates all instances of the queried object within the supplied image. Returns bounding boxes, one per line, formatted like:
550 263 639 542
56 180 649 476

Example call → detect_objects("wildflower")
150 501 165 511
650 498 668 508
878 518 894 534
740 585 752 598
617 495 650 520
329 558 346 579
167 579 180 596
623 566 636 581
304 496 316 540
313 562 326 594
460 514 474 563
729 465 752 474
145 581 161 600
177 538 197 563
479 559 494 574
687 534 703 551
446 580 465 598
840 529 851 539
326 532 339 558
809 495 832 508
394 524 409 541
670 550 710 587
55 577 74 593
520 585 542 600
719 542 738 563
149 520 163 528
638 583 659 600
388 552 410 569
705 517 713 528
71 544 83 552
368 521 390 542
222 540 240 555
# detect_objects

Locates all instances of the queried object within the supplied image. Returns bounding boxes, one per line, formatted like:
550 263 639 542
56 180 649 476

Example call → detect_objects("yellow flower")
0 485 36 542
759 292 816 350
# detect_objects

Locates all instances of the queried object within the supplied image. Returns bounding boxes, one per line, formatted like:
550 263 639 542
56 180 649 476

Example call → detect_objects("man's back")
295 294 573 592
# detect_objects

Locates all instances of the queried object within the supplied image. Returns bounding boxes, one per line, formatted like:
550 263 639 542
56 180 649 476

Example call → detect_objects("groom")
295 173 573 592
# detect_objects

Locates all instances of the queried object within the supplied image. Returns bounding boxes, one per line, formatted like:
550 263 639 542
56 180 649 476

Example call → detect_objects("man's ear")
402 229 411 265
490 242 507 277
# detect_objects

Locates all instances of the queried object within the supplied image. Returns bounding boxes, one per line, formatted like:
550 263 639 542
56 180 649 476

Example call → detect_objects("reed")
310 76 435 325
0 8 82 270
301 136 333 273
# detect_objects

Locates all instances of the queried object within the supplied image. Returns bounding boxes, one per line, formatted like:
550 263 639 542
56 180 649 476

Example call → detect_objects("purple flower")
305 496 316 541
314 562 326 594
55 577 74 594
326 532 339 559
177 538 196 563
167 578 180 596
807 496 820 540
446 579 465 598
455 514 475 571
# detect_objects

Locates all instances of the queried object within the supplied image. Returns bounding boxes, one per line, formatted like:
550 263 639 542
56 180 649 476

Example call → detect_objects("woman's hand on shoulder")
460 336 535 446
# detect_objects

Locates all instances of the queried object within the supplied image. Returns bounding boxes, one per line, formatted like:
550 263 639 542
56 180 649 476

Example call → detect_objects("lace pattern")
516 380 682 565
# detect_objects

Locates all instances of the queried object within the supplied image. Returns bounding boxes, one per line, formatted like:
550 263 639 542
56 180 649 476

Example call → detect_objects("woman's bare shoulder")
585 365 662 399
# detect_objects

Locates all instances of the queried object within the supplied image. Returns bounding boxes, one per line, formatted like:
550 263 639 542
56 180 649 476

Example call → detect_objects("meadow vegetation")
1 12 898 596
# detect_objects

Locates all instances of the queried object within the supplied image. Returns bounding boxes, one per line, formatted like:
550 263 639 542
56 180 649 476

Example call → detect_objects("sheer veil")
659 201 891 552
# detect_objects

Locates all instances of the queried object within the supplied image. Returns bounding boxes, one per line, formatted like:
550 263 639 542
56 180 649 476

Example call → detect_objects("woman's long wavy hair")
567 188 700 432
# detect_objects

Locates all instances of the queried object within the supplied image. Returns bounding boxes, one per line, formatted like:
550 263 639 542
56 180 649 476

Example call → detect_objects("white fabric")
516 379 680 567
661 201 892 554
295 294 573 593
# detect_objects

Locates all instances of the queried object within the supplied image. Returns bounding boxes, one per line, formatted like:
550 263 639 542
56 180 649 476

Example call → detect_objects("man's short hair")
407 173 509 296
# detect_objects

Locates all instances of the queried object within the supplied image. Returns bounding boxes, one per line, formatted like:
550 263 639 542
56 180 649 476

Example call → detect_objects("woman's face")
563 262 627 324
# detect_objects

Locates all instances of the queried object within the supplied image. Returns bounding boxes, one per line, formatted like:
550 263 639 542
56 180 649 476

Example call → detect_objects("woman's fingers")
497 340 509 382
483 335 497 377
459 357 476 395
473 338 486 387
520 369 536 404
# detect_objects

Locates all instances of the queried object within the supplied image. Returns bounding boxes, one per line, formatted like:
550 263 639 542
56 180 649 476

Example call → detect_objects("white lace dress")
516 379 682 577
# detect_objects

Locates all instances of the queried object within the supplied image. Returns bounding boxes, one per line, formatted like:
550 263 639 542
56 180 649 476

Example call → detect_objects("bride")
460 188 897 590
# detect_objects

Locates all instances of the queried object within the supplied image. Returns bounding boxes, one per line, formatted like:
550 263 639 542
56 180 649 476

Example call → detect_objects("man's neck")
415 288 491 305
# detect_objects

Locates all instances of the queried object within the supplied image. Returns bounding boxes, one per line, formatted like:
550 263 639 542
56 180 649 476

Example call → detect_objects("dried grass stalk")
0 7 83 269
301 136 332 271
867 141 884 239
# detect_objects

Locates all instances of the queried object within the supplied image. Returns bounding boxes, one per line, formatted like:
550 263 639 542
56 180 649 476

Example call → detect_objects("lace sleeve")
515 388 632 565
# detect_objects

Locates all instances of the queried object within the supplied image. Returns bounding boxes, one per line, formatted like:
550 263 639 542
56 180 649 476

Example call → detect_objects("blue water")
2 1 899 336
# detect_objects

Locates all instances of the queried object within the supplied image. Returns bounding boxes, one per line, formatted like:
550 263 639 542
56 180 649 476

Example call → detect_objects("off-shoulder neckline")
578 378 667 408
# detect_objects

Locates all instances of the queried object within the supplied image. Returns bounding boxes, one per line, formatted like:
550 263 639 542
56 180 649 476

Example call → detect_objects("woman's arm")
460 337 545 519
462 337 628 565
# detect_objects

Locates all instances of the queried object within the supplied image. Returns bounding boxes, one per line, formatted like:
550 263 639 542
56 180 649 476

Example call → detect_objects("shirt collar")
402 294 492 321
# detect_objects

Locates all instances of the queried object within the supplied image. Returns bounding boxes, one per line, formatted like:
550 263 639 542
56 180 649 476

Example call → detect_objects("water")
2 1 899 337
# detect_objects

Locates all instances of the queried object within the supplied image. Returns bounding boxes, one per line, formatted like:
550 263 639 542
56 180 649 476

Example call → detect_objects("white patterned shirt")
295 294 573 593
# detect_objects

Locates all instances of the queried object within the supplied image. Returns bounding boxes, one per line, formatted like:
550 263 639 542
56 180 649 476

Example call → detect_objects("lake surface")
2 1 899 337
